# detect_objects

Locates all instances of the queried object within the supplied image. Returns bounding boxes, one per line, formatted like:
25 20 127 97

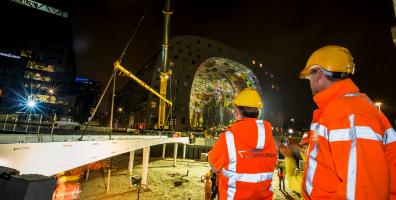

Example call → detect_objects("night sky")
67 0 396 125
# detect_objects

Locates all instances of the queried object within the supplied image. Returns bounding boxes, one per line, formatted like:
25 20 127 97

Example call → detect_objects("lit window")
24 72 51 82
21 49 32 58
26 61 55 72
25 83 49 90
29 94 56 104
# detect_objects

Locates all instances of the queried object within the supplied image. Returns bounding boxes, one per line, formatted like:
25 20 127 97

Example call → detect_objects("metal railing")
0 113 56 135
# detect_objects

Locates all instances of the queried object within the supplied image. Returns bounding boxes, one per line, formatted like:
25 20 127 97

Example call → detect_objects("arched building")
116 35 283 132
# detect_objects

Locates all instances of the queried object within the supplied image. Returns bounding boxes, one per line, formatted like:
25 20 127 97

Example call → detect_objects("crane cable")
80 1 153 140
117 0 153 64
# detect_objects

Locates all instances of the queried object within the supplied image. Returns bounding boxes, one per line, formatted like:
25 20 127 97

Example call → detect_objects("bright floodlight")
27 100 36 108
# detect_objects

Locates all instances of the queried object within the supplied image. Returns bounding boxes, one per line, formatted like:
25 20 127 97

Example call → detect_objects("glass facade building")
0 0 76 118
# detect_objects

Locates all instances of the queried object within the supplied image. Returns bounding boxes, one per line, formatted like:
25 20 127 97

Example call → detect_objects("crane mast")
158 0 173 129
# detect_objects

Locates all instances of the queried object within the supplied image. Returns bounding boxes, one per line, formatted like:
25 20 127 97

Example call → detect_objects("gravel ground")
79 155 299 200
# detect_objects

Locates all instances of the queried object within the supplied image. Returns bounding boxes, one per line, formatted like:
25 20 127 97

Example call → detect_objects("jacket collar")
313 78 360 109
234 118 258 123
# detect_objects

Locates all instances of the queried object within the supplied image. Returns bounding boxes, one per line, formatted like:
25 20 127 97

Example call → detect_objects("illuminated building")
0 0 76 117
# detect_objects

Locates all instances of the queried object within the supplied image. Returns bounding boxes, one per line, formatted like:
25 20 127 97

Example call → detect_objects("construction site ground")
80 154 299 200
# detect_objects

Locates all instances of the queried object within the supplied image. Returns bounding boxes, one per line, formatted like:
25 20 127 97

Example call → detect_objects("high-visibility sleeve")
208 133 227 174
386 141 396 200
384 127 396 199
284 156 303 198
380 112 396 200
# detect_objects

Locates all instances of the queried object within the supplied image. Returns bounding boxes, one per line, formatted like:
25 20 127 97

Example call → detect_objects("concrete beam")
0 136 188 176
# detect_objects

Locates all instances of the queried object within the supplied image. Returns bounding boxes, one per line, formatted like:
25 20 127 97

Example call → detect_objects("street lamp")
27 100 36 108
49 89 54 95
374 102 382 111
288 128 294 134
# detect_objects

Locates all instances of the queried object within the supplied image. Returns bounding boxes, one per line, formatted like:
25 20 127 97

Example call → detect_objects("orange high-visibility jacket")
302 78 396 200
208 118 277 200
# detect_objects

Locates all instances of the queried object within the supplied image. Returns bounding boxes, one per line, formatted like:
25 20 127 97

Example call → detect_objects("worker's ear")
234 107 241 120
316 70 326 82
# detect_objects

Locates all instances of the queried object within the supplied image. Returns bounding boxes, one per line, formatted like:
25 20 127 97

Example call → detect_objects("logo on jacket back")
238 149 276 159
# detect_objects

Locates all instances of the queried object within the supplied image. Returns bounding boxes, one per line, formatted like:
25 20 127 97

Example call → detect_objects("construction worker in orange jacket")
208 88 277 200
299 45 396 200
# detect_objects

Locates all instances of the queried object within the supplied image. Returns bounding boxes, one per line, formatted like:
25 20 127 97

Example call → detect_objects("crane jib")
113 62 173 106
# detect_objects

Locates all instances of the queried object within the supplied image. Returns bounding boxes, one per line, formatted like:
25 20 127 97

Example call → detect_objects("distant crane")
84 0 174 137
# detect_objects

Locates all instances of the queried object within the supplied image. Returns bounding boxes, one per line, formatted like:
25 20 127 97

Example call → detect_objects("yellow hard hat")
299 45 355 79
234 88 262 109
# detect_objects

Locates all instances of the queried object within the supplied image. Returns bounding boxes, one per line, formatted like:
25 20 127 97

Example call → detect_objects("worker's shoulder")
262 120 273 128
233 118 273 126
231 118 272 128
323 93 376 121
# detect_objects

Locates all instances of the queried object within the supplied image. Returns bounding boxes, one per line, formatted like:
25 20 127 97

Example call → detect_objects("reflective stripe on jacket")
302 78 395 200
208 118 277 200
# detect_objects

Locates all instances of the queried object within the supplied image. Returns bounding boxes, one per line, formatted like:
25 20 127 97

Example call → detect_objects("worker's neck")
319 78 338 93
